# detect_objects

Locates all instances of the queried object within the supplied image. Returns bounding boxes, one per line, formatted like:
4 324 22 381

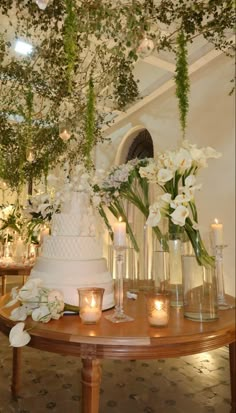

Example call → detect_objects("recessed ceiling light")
15 40 33 55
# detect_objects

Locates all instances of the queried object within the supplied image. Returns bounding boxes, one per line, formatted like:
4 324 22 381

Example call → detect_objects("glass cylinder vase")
182 254 218 322
168 232 183 307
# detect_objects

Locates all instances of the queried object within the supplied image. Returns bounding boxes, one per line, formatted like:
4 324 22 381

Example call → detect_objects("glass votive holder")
146 291 170 327
78 287 104 325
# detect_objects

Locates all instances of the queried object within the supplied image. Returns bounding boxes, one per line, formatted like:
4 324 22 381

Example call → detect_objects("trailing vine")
0 0 234 192
64 0 78 94
175 29 190 138
83 76 96 171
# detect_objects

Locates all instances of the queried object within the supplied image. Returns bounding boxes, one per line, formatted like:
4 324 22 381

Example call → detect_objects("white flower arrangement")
94 140 221 266
5 278 79 347
139 140 221 266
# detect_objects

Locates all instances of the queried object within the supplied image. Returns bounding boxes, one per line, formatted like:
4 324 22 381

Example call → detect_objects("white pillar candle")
14 237 25 262
211 219 223 246
113 219 126 247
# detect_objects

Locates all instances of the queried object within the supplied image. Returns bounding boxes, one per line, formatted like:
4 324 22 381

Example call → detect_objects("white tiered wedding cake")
30 191 114 310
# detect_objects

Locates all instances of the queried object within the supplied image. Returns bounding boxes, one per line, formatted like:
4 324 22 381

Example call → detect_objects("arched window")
126 129 153 162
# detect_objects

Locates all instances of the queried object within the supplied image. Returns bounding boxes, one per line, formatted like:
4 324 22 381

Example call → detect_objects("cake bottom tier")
30 257 115 310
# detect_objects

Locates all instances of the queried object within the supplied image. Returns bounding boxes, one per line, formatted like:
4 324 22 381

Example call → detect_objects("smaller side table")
0 264 33 295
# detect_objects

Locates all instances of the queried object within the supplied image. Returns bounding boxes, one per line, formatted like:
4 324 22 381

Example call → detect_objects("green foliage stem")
64 0 78 94
175 29 190 138
83 77 96 171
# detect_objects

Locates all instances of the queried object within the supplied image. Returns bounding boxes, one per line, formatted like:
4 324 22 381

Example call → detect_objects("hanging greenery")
175 29 190 138
0 0 234 193
83 76 96 171
64 0 78 94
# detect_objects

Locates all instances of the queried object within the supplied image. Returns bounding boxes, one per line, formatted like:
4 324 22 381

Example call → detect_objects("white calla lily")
170 205 189 226
32 305 52 323
10 306 28 321
9 322 31 348
146 202 162 227
157 168 173 184
18 279 42 301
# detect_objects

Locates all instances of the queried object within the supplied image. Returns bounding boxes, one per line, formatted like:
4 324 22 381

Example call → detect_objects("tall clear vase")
182 253 218 321
168 232 183 307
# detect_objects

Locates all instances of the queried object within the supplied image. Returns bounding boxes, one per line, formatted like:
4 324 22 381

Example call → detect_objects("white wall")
96 53 235 294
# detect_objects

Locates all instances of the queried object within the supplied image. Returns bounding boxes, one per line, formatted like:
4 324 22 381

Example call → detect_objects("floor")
0 281 233 413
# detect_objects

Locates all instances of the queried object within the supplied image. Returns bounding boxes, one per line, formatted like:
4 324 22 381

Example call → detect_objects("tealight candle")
146 292 170 327
78 288 104 324
113 218 126 247
211 218 223 246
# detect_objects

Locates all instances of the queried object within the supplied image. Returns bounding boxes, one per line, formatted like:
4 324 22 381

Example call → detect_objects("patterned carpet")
0 332 232 413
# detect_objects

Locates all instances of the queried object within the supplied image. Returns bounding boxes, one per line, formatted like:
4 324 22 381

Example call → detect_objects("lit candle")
40 226 50 244
80 295 101 324
113 218 126 247
59 129 71 141
148 300 168 327
211 218 223 246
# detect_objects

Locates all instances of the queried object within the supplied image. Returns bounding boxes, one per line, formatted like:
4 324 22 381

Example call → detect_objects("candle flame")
154 300 163 311
90 295 96 308
214 218 219 224
118 216 122 222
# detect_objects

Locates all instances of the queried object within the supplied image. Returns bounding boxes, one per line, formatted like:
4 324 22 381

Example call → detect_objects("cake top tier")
62 191 90 214
52 191 97 237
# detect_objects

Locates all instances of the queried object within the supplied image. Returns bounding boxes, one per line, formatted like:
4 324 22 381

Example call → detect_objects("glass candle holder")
78 288 104 325
146 292 170 327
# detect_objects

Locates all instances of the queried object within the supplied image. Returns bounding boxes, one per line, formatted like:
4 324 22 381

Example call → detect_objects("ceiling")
103 32 234 134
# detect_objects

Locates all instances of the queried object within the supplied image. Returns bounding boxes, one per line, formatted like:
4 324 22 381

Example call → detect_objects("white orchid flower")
9 323 31 348
170 205 189 226
10 306 28 321
157 168 174 184
146 202 162 227
32 305 52 323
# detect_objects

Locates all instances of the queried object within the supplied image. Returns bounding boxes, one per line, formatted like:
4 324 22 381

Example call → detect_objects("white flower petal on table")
9 322 31 348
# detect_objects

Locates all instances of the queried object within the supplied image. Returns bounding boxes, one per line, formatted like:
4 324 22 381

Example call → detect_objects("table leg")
1 275 6 295
11 347 22 399
229 342 236 413
81 358 102 413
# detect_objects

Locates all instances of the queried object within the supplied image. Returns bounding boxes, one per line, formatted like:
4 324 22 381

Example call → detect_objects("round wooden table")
0 292 235 413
